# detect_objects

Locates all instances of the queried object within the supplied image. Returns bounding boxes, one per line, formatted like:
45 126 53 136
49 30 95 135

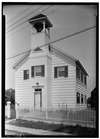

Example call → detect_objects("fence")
17 107 96 128
47 108 96 128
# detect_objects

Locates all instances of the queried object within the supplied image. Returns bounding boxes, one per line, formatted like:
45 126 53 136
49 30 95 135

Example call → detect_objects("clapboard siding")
46 56 52 109
15 50 87 112
51 54 76 109
15 55 48 111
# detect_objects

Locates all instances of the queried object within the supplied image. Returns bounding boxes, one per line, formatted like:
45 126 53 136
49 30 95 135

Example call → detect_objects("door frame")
34 89 42 111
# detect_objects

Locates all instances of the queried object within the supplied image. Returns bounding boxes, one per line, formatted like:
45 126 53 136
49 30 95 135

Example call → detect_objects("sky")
3 4 97 97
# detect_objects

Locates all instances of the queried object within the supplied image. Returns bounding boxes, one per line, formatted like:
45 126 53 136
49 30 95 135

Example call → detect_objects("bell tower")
29 14 53 53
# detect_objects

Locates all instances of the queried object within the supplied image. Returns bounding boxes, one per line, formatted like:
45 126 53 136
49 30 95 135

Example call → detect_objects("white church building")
13 14 88 118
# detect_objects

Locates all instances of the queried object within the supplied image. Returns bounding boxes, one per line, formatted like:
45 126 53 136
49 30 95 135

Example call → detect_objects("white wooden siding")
15 50 88 111
51 53 76 109
15 55 48 111
46 56 52 110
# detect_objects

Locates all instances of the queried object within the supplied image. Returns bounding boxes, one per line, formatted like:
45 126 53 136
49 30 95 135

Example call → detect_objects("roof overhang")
28 14 53 28
76 60 88 76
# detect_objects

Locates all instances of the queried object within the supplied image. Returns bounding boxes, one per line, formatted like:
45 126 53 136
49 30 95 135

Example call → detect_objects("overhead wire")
7 5 43 29
39 25 96 48
7 6 36 25
6 5 53 33
6 25 96 60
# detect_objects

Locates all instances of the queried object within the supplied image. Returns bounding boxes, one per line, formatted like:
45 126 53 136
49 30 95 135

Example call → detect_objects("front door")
34 88 42 110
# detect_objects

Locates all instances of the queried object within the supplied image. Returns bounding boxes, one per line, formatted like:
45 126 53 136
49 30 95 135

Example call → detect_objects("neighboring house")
13 14 88 117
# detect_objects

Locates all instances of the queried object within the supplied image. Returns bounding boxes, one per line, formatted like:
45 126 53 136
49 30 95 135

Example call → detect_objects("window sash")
76 92 80 104
84 76 87 85
35 66 42 76
31 65 44 77
24 70 29 80
76 66 87 85
81 94 83 104
57 67 65 77
54 66 68 78
81 71 83 82
76 67 80 79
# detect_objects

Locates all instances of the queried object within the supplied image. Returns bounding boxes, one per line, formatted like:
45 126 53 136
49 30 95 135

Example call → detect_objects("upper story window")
81 71 84 83
54 66 68 78
76 67 80 79
84 76 87 85
31 65 45 77
23 70 29 80
76 66 87 86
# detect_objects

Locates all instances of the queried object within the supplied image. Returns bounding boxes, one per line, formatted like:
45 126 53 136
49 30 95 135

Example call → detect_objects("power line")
7 5 43 29
40 25 96 48
6 5 53 33
6 6 49 33
7 6 36 25
6 25 96 60
6 49 31 60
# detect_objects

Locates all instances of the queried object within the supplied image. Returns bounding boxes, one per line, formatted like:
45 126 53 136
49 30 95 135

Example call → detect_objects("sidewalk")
5 121 71 136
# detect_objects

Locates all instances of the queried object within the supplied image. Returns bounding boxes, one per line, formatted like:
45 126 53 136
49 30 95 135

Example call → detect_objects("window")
23 70 29 80
76 92 80 104
31 66 34 77
76 66 81 79
81 71 83 83
76 66 87 85
54 66 68 78
84 76 87 85
85 95 87 104
81 94 83 104
31 65 44 77
57 67 65 77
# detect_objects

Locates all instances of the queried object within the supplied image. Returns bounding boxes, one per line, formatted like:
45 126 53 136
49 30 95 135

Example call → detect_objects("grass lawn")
8 119 97 137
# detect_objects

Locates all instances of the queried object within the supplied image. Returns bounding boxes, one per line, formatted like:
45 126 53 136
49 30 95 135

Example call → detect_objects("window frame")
84 75 87 85
76 92 80 104
76 66 81 80
81 94 83 104
31 65 45 77
23 69 29 80
54 66 68 78
76 66 87 86
85 95 87 104
81 71 84 83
